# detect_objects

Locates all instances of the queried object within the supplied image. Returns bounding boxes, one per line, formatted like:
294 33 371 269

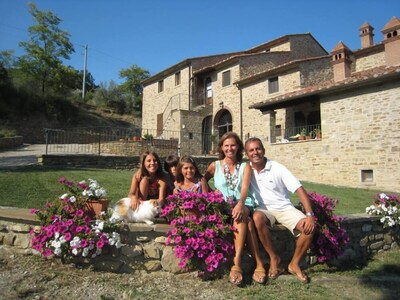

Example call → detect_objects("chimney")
359 22 374 48
381 16 400 66
330 41 353 82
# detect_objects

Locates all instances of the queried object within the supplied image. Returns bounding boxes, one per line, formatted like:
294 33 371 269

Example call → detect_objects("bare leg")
230 220 246 284
246 216 266 283
253 211 280 271
288 219 313 272
288 218 313 283
232 220 247 268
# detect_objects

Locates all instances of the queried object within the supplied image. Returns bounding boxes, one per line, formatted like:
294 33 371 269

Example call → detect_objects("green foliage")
119 65 150 115
91 81 128 114
0 50 16 69
17 3 75 96
0 127 18 138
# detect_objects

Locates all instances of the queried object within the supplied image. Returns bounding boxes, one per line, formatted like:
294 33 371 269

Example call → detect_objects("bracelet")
306 212 315 217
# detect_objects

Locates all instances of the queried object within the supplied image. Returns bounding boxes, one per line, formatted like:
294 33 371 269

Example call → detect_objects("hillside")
1 103 142 144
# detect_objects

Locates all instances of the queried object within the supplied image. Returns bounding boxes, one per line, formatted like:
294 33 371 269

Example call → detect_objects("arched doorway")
202 116 212 154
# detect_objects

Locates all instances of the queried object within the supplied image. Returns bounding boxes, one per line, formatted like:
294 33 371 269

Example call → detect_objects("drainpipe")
188 65 192 111
236 83 243 141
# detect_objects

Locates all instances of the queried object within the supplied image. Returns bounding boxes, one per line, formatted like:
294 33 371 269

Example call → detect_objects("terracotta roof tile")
250 66 400 109
382 16 400 32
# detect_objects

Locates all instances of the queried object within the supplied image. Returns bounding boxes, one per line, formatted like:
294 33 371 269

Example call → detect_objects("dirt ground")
0 248 242 300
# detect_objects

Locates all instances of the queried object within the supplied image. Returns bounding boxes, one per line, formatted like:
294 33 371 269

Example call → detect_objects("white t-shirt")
250 159 302 211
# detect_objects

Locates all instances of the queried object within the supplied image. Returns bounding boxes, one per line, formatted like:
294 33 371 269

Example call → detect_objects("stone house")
142 16 400 192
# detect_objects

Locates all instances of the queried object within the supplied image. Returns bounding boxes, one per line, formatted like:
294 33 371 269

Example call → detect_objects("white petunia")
82 248 89 257
51 240 61 249
54 247 62 256
60 193 69 199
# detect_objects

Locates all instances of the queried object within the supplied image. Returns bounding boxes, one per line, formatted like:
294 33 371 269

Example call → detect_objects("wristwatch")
306 212 315 217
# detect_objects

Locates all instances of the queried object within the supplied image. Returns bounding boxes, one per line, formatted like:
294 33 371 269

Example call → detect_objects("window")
206 77 212 98
361 169 374 183
175 72 181 86
268 76 279 93
222 70 231 87
158 80 164 93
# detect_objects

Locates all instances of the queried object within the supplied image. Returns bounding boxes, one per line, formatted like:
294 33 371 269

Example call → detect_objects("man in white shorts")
245 137 315 283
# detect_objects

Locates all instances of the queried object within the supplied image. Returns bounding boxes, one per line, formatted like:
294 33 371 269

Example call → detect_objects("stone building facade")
142 17 400 192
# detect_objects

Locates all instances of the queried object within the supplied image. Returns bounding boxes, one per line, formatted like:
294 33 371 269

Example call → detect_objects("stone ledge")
1 206 399 275
0 136 23 150
0 206 38 225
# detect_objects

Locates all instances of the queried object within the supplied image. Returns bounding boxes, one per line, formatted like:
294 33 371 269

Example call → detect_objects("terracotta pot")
179 207 200 218
85 199 110 219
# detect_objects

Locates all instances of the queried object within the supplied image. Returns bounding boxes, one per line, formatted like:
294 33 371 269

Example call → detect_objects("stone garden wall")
0 212 398 274
39 155 216 174
0 136 23 150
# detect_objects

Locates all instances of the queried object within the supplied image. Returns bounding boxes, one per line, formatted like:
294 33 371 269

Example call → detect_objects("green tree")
91 80 126 114
18 3 74 96
119 65 150 115
0 50 16 69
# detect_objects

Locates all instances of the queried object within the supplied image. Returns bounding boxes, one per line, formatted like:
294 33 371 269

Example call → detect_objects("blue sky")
0 0 399 85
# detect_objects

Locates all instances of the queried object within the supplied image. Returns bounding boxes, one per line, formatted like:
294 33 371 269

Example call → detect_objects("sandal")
288 267 309 284
268 267 285 280
229 265 243 286
252 266 266 284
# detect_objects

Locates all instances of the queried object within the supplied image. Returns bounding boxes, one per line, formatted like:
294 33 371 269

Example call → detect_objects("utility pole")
82 44 88 100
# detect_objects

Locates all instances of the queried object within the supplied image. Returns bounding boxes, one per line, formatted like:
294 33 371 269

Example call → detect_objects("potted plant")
160 191 235 276
366 192 400 228
298 128 307 140
30 178 121 261
143 133 153 142
306 131 313 140
314 128 322 139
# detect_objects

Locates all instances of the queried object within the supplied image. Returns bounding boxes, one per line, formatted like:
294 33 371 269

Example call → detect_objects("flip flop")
288 267 309 284
252 266 266 284
229 265 243 286
268 267 285 280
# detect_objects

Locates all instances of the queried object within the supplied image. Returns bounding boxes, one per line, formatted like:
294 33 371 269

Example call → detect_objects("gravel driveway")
0 144 46 168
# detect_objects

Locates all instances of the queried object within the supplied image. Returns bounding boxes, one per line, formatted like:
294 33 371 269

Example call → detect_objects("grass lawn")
0 165 394 215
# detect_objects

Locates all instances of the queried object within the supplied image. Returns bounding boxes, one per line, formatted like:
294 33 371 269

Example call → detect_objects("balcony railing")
280 124 321 141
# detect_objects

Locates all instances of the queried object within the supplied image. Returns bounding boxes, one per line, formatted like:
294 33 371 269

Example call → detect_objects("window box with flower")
160 191 235 276
30 178 122 263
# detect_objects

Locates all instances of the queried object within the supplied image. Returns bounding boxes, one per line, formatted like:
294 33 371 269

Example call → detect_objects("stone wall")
1 213 398 274
0 136 23 150
39 155 215 174
100 139 179 157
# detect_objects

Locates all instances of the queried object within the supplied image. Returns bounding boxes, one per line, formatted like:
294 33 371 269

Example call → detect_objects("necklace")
223 161 240 190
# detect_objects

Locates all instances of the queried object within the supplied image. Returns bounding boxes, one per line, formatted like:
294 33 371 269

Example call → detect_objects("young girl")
163 154 179 196
174 155 208 194
128 151 168 211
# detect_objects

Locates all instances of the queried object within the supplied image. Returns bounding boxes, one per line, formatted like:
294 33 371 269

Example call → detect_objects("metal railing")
44 127 181 155
283 124 321 139
161 94 190 130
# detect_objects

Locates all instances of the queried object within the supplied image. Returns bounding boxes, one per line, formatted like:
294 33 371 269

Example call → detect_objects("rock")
161 246 185 274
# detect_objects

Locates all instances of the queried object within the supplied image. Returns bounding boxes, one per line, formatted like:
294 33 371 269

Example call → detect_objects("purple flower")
64 232 72 241
96 240 105 248
75 210 84 218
